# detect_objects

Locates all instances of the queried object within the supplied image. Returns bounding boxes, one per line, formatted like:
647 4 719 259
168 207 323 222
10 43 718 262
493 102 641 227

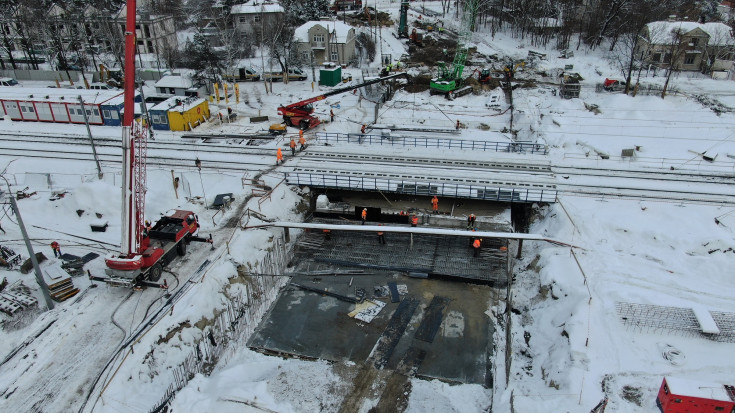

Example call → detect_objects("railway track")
0 134 277 172
1 132 733 204
292 151 735 204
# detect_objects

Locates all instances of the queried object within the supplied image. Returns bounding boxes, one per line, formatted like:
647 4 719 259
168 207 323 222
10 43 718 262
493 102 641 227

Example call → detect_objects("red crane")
277 72 408 130
95 0 211 288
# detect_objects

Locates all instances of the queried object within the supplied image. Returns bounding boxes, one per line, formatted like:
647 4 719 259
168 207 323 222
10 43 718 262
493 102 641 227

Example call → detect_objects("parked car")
0 77 19 87
90 82 114 90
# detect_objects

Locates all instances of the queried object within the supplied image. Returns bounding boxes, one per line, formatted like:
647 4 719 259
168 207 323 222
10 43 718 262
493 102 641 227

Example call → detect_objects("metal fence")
285 172 558 203
148 236 289 413
315 132 548 155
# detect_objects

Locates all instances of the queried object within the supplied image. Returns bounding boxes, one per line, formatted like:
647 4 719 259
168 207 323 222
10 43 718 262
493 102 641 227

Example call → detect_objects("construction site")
2 0 735 412
248 192 516 398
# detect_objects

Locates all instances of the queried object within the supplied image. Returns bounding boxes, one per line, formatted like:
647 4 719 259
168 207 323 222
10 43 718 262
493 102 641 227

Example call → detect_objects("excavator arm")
277 72 408 129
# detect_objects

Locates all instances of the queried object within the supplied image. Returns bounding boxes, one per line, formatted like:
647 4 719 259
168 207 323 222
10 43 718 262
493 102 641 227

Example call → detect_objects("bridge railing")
315 132 548 155
285 172 557 203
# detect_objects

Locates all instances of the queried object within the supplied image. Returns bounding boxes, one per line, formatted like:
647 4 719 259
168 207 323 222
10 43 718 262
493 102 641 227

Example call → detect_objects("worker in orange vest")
361 208 367 225
431 196 439 214
377 224 386 244
289 137 296 156
51 241 61 258
411 214 418 227
473 238 482 257
299 132 306 151
276 147 283 165
467 213 476 229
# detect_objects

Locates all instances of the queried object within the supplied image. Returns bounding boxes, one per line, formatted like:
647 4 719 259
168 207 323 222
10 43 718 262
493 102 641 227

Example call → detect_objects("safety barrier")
285 172 557 203
315 132 548 155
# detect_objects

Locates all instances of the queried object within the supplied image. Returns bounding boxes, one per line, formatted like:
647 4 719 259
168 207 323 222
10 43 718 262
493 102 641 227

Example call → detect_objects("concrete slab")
248 268 497 386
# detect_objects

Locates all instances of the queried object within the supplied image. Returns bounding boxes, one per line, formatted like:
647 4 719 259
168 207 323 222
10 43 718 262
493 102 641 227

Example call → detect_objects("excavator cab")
478 69 491 84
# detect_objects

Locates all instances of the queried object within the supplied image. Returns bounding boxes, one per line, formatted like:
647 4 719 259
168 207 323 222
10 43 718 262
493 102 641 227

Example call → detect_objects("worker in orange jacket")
431 196 439 214
377 224 386 244
411 214 418 227
289 137 296 156
51 241 61 258
473 238 482 257
299 133 306 151
276 147 283 164
361 208 368 225
467 213 476 229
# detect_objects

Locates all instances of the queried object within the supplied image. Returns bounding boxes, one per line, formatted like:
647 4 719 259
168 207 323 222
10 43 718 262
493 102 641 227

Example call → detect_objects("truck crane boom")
95 0 212 289
277 72 408 130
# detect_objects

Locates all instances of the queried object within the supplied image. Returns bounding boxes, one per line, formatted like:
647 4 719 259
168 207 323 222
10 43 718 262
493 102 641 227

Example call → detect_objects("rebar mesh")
616 302 735 343
292 219 508 286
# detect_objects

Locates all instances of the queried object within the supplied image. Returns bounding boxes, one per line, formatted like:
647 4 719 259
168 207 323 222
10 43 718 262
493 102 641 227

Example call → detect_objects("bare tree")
661 26 687 98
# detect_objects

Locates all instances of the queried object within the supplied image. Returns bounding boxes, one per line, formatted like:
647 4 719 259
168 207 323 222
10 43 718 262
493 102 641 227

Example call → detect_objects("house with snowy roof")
231 1 285 38
636 19 735 74
154 74 206 98
293 20 356 66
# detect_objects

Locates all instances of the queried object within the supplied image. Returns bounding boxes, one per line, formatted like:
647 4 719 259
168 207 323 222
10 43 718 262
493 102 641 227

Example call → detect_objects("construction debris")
0 281 38 315
348 300 387 323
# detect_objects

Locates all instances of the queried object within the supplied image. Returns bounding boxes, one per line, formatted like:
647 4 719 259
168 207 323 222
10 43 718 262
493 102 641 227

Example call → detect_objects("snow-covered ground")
1 1 735 412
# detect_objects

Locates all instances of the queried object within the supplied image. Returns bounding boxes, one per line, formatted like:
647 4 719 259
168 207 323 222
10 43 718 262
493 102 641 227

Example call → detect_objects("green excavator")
429 0 480 99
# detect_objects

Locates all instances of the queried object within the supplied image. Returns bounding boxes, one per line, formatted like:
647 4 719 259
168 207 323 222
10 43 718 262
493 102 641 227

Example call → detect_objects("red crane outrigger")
92 0 211 288
276 72 408 130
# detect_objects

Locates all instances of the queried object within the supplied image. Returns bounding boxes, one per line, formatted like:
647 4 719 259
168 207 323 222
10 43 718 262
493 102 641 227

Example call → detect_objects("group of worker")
323 197 493 257
380 61 403 77
276 130 307 165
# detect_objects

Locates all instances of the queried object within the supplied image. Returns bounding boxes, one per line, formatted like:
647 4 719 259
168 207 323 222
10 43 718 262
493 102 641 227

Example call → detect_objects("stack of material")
0 282 38 315
43 264 79 302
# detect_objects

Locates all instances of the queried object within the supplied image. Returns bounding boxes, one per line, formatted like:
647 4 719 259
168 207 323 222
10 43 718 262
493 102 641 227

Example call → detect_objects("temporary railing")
315 132 548 154
285 171 558 203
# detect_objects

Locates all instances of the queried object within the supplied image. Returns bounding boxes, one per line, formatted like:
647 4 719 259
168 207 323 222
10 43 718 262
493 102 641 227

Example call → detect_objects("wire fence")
315 132 548 155
148 236 289 413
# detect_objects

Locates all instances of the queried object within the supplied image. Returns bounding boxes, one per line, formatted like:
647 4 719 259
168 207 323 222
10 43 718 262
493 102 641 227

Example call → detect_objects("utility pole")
77 95 103 178
10 197 54 310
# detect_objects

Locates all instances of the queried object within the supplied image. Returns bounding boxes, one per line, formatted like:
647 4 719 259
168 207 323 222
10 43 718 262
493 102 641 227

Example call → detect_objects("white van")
0 77 19 87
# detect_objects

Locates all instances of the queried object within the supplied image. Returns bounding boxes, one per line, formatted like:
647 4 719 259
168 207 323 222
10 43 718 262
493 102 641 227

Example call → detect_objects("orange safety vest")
299 129 304 139
432 197 438 207
411 216 418 225
473 239 481 248
290 139 296 148
361 209 367 219
299 135 306 145
277 148 283 160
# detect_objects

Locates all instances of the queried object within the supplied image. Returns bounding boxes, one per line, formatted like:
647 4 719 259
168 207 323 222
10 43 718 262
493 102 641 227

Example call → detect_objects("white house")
293 20 356 66
231 1 285 38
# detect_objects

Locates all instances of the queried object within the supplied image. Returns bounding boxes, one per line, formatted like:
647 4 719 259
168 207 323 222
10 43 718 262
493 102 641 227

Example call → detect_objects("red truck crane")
90 0 211 289
276 72 408 130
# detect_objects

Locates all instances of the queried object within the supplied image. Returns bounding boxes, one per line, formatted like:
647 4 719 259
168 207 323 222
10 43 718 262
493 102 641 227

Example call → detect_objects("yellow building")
150 96 210 131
